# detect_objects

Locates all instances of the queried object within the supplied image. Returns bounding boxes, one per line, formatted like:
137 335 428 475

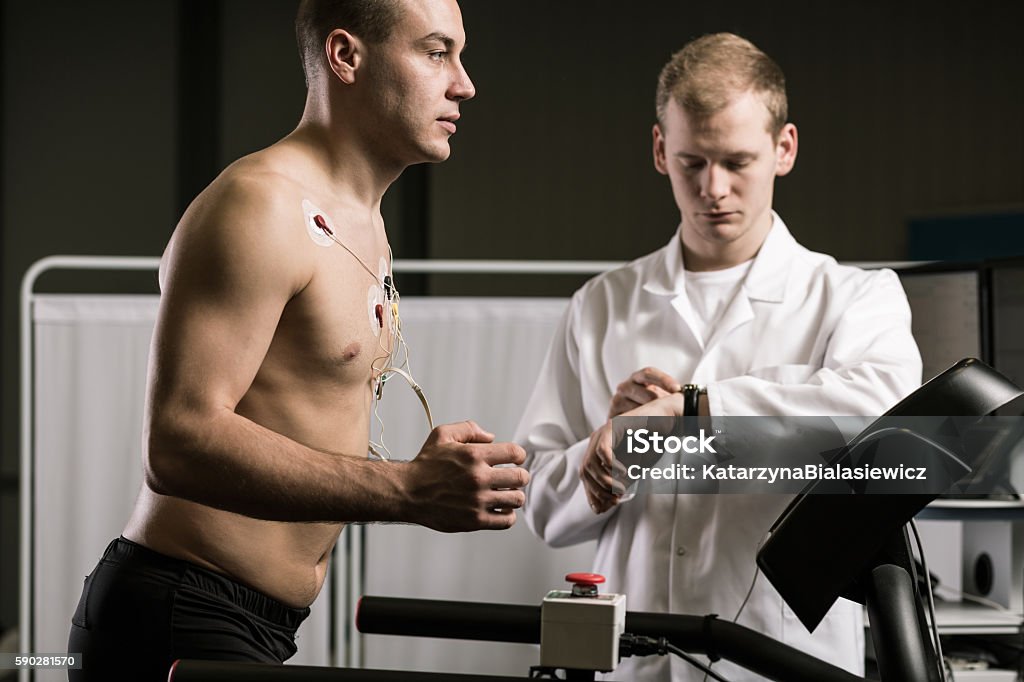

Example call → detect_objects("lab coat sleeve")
514 295 614 548
709 268 922 417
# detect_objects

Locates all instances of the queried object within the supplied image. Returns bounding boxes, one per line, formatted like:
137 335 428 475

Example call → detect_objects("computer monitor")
990 257 1024 389
896 263 985 383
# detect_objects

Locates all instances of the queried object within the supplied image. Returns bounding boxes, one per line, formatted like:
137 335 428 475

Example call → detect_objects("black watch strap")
682 383 705 416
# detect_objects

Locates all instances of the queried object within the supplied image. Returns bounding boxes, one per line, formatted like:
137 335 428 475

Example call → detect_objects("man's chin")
422 140 452 163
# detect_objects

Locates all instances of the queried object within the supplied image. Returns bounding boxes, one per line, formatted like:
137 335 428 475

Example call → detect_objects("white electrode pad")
302 199 335 247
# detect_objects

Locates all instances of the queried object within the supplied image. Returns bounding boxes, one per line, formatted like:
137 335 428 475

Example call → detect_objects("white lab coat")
515 214 923 681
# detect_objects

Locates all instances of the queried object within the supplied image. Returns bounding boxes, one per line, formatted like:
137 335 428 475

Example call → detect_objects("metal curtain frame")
17 254 623 682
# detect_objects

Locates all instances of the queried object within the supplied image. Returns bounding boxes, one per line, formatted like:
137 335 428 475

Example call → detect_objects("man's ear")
774 123 798 177
326 29 362 85
652 123 669 176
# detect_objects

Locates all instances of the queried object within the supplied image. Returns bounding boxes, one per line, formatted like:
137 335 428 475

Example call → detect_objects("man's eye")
683 161 705 171
726 161 750 171
429 51 448 62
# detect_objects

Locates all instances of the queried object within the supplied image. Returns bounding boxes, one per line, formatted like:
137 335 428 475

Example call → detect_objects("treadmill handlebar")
356 596 862 682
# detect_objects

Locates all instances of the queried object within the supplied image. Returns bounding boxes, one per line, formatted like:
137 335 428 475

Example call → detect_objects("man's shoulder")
161 149 318 290
172 147 321 259
200 150 309 218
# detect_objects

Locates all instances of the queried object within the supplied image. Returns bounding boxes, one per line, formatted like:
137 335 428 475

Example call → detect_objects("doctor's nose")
700 165 730 203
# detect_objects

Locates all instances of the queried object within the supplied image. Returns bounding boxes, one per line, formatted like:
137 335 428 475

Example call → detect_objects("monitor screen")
991 260 1024 389
897 266 983 382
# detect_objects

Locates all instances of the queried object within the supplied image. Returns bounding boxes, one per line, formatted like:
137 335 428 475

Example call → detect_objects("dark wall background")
2 0 1022 630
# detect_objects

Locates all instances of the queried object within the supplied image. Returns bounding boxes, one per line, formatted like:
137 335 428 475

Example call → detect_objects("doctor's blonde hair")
656 33 788 140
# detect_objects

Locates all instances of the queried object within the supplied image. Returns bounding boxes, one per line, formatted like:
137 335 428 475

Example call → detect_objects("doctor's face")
653 91 797 268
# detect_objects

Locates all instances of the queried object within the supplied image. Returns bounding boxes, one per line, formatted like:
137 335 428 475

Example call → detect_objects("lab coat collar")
642 212 794 304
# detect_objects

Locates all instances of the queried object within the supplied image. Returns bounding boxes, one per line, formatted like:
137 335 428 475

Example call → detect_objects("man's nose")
449 62 476 101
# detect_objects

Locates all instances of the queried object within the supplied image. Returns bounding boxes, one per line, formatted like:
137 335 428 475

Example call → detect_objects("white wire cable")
733 533 771 624
317 220 436 460
702 534 767 681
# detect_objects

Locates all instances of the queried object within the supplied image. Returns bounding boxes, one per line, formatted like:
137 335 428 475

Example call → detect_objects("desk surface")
932 601 1022 635
918 499 1024 521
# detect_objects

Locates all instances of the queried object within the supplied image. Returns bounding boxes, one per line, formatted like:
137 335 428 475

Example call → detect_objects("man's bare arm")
144 174 527 530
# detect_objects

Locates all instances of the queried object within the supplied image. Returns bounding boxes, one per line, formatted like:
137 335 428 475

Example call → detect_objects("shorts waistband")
105 536 310 631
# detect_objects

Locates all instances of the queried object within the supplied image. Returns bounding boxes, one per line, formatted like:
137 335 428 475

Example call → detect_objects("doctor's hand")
584 394 689 514
580 421 627 514
608 366 682 418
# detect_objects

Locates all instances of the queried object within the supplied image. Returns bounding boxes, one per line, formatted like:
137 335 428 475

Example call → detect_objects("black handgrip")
356 595 541 643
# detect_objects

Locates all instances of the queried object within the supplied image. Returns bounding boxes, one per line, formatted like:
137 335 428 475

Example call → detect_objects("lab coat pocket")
746 363 818 385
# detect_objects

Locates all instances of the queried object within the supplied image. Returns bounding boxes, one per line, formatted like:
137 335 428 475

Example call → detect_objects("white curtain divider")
32 295 159 678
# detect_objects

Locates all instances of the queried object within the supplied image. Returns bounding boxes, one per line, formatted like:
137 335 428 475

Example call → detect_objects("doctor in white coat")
516 33 922 681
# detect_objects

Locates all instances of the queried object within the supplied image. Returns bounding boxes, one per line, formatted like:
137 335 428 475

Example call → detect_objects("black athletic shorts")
68 537 310 681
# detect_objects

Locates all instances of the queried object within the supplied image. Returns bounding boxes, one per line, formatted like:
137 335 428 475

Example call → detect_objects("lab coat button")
677 546 687 556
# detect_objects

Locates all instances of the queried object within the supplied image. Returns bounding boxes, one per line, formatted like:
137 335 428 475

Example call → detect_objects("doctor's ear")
652 123 669 175
774 123 798 177
326 29 363 84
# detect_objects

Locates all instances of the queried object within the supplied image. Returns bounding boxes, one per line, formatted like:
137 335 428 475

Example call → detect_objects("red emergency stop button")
566 572 605 596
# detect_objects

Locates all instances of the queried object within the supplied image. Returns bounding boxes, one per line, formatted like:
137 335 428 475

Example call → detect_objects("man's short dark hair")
295 0 403 84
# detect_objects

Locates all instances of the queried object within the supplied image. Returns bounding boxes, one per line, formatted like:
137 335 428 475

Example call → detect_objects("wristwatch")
682 384 707 417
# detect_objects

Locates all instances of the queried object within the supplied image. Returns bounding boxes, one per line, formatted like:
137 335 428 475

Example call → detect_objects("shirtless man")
68 1 528 678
